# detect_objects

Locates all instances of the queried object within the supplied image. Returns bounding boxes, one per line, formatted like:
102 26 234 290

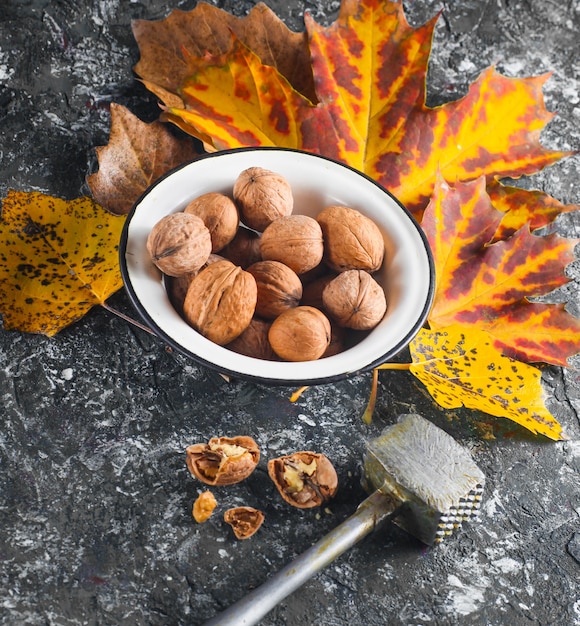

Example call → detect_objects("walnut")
146 212 212 277
300 273 336 309
165 272 196 315
323 323 346 357
164 254 224 313
268 306 331 362
317 205 385 273
184 192 239 253
220 225 262 269
186 436 260 486
182 259 257 345
226 317 278 360
224 506 265 540
192 491 218 523
247 260 303 320
233 167 293 231
322 269 387 330
260 214 324 274
267 451 338 509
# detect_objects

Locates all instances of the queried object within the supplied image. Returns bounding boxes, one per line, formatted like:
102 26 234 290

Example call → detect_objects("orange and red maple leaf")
421 175 580 367
136 0 572 216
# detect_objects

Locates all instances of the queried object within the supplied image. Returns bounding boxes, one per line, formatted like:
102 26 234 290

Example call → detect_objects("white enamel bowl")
119 147 434 385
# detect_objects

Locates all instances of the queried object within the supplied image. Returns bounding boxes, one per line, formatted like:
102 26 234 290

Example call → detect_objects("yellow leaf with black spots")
0 190 125 336
409 324 564 440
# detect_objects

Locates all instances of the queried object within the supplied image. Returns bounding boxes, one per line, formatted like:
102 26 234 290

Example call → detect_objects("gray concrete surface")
1 1 579 625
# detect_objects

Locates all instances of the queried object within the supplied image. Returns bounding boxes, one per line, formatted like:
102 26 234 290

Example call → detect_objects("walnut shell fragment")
192 490 218 523
322 269 387 330
268 451 338 509
233 167 293 231
317 205 385 273
186 436 260 486
224 506 265 540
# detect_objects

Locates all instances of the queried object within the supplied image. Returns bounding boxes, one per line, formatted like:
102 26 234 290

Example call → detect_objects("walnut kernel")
192 491 218 523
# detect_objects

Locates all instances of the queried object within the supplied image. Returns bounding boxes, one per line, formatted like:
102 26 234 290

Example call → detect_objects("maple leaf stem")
361 368 379 425
375 363 412 370
290 386 310 402
101 302 156 335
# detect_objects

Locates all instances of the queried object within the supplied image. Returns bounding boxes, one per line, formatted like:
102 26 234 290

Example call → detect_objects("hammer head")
362 414 485 545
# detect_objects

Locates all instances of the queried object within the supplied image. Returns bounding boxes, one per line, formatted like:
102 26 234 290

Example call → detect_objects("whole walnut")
221 226 262 269
260 214 324 274
226 318 278 360
184 192 239 253
165 272 196 314
233 167 293 231
322 269 387 330
300 273 336 309
146 212 212 277
317 205 385 273
247 260 303 320
183 259 257 345
165 254 224 313
323 323 346 358
268 306 331 362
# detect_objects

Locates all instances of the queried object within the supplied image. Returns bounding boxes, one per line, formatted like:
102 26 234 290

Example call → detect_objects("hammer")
203 413 485 625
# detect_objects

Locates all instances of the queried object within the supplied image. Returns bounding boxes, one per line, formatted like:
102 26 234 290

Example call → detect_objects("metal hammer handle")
203 490 401 626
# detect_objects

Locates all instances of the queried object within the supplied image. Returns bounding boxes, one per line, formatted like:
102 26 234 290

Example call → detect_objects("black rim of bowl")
119 146 435 386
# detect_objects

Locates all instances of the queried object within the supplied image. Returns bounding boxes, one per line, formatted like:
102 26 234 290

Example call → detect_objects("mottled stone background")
1 1 579 625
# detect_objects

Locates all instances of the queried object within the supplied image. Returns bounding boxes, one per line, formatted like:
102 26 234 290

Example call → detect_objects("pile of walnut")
187 436 338 540
147 166 388 361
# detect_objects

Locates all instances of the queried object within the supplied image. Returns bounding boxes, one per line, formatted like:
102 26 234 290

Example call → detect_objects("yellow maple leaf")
406 325 564 441
0 191 125 336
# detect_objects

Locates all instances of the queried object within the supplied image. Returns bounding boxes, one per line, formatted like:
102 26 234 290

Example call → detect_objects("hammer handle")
203 490 401 626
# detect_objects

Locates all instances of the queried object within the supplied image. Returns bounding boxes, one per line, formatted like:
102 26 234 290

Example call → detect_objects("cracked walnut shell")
186 436 260 486
224 506 265 540
268 451 338 509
